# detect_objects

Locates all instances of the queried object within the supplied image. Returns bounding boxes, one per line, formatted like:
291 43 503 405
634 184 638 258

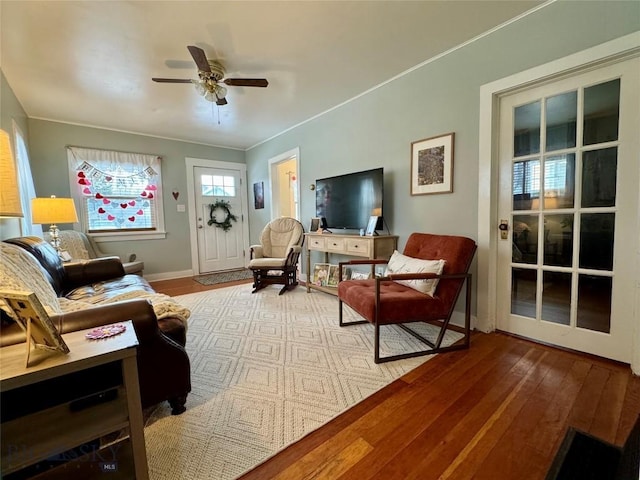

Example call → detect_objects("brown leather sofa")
1 236 191 415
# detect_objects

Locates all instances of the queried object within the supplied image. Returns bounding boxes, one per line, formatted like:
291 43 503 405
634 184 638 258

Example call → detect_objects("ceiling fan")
152 45 268 106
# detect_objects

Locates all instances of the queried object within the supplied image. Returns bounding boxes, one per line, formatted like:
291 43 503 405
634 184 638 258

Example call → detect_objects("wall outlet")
177 204 186 212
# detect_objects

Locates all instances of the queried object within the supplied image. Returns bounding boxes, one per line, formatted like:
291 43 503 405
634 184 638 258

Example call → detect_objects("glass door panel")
543 213 573 267
579 213 615 271
546 91 577 151
584 79 620 145
511 268 536 318
541 271 572 326
577 275 612 333
581 147 617 207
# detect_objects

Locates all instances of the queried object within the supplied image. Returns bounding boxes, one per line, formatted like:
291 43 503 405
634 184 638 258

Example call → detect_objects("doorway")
477 35 640 368
186 158 250 275
268 148 300 221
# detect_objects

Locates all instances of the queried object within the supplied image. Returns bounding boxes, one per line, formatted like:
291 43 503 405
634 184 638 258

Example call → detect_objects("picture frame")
253 181 265 209
310 217 320 232
350 271 371 280
411 132 455 195
312 263 331 287
365 215 379 236
341 265 351 281
0 290 70 367
327 265 340 287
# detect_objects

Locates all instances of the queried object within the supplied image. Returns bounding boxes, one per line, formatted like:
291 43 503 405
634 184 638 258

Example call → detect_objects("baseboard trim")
144 269 194 282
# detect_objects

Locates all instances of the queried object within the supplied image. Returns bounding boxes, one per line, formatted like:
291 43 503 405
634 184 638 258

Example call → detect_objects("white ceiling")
1 1 543 150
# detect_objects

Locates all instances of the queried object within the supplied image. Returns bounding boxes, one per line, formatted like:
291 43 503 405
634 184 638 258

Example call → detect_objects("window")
67 147 165 239
13 122 42 236
201 175 236 197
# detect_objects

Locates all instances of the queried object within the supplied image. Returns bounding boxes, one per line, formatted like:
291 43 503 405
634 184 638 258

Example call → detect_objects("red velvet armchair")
338 233 477 363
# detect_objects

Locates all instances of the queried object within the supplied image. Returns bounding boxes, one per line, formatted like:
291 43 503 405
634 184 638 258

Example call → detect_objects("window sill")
91 231 167 242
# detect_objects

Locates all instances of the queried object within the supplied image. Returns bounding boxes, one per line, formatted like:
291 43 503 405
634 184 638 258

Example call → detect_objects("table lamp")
31 196 78 254
0 129 23 218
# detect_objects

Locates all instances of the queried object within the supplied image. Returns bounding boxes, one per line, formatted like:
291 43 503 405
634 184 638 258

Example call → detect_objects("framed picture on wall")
253 181 265 209
411 132 455 195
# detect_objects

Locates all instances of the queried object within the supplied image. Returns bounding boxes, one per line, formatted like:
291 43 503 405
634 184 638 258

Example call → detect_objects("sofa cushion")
0 243 62 319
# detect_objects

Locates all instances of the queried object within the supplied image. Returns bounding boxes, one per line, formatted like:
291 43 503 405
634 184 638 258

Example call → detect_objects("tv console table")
305 232 398 296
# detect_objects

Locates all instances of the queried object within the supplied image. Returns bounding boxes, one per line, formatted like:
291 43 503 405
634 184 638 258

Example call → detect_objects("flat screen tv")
315 167 384 232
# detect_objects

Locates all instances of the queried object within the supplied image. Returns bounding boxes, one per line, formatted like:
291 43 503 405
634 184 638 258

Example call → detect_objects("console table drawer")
308 237 326 251
326 237 346 252
346 238 371 257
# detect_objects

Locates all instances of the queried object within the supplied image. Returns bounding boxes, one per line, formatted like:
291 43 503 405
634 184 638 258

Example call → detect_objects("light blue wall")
27 119 244 275
246 0 640 254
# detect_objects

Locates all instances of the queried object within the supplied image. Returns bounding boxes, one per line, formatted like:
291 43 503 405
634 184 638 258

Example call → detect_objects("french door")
496 58 639 362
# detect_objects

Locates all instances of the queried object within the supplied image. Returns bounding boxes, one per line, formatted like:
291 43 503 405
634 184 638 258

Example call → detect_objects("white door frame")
268 147 301 220
477 32 640 372
185 157 250 275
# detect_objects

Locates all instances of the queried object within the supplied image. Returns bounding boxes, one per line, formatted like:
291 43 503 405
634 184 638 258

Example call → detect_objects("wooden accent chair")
248 217 305 295
338 233 477 363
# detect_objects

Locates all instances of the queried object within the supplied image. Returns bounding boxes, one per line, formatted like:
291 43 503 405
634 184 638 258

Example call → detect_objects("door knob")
499 220 509 240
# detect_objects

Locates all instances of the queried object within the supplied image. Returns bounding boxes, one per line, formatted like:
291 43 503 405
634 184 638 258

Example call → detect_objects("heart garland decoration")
77 171 156 224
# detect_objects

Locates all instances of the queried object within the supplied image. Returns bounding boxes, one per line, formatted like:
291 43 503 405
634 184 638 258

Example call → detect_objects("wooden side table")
0 320 149 479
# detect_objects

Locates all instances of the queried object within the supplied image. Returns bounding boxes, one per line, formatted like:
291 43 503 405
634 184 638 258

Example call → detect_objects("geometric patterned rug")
144 284 463 479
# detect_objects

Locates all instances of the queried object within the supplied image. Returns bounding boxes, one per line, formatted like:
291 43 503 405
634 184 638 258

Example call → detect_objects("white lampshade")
0 129 24 217
32 196 78 224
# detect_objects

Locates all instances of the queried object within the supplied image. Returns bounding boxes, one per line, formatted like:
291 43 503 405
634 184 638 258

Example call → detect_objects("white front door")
194 165 246 273
496 58 639 362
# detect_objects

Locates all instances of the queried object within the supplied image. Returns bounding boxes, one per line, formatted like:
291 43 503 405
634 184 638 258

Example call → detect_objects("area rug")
194 269 253 286
144 284 463 479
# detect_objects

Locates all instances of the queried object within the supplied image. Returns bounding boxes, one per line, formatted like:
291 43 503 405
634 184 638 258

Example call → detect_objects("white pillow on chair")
384 250 445 297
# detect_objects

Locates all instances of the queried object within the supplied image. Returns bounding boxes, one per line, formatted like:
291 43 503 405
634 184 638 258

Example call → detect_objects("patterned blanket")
0 243 190 325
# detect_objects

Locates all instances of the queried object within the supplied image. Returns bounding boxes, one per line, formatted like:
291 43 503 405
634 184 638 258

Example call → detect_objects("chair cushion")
338 280 450 325
260 217 304 258
385 250 445 297
248 257 287 269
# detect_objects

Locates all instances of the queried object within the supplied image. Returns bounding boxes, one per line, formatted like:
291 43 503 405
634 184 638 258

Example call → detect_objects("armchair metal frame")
338 266 472 363
337 233 476 364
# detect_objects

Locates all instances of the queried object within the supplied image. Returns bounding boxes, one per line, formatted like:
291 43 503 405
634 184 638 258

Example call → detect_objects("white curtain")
13 123 42 236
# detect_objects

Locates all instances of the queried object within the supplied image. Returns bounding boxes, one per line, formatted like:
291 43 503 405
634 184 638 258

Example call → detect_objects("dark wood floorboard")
151 277 640 480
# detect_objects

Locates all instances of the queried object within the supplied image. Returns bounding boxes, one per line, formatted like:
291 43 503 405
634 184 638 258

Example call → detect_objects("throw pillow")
385 250 445 297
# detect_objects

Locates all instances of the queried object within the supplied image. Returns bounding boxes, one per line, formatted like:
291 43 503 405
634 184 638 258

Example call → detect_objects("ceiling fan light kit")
152 45 268 105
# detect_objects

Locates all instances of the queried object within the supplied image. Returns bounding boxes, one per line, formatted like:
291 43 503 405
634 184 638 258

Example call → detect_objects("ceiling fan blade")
223 78 269 88
187 45 211 73
216 97 228 106
152 78 193 83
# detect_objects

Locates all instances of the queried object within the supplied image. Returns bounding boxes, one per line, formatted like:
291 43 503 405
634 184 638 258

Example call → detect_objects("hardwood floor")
151 277 640 480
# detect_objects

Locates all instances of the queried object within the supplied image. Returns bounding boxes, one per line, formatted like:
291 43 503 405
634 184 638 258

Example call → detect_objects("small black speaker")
320 217 328 229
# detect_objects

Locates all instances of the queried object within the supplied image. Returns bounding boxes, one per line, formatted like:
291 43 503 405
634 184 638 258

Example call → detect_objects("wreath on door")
208 200 238 232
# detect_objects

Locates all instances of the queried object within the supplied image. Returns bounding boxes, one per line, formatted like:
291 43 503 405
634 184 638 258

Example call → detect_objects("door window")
508 78 620 335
